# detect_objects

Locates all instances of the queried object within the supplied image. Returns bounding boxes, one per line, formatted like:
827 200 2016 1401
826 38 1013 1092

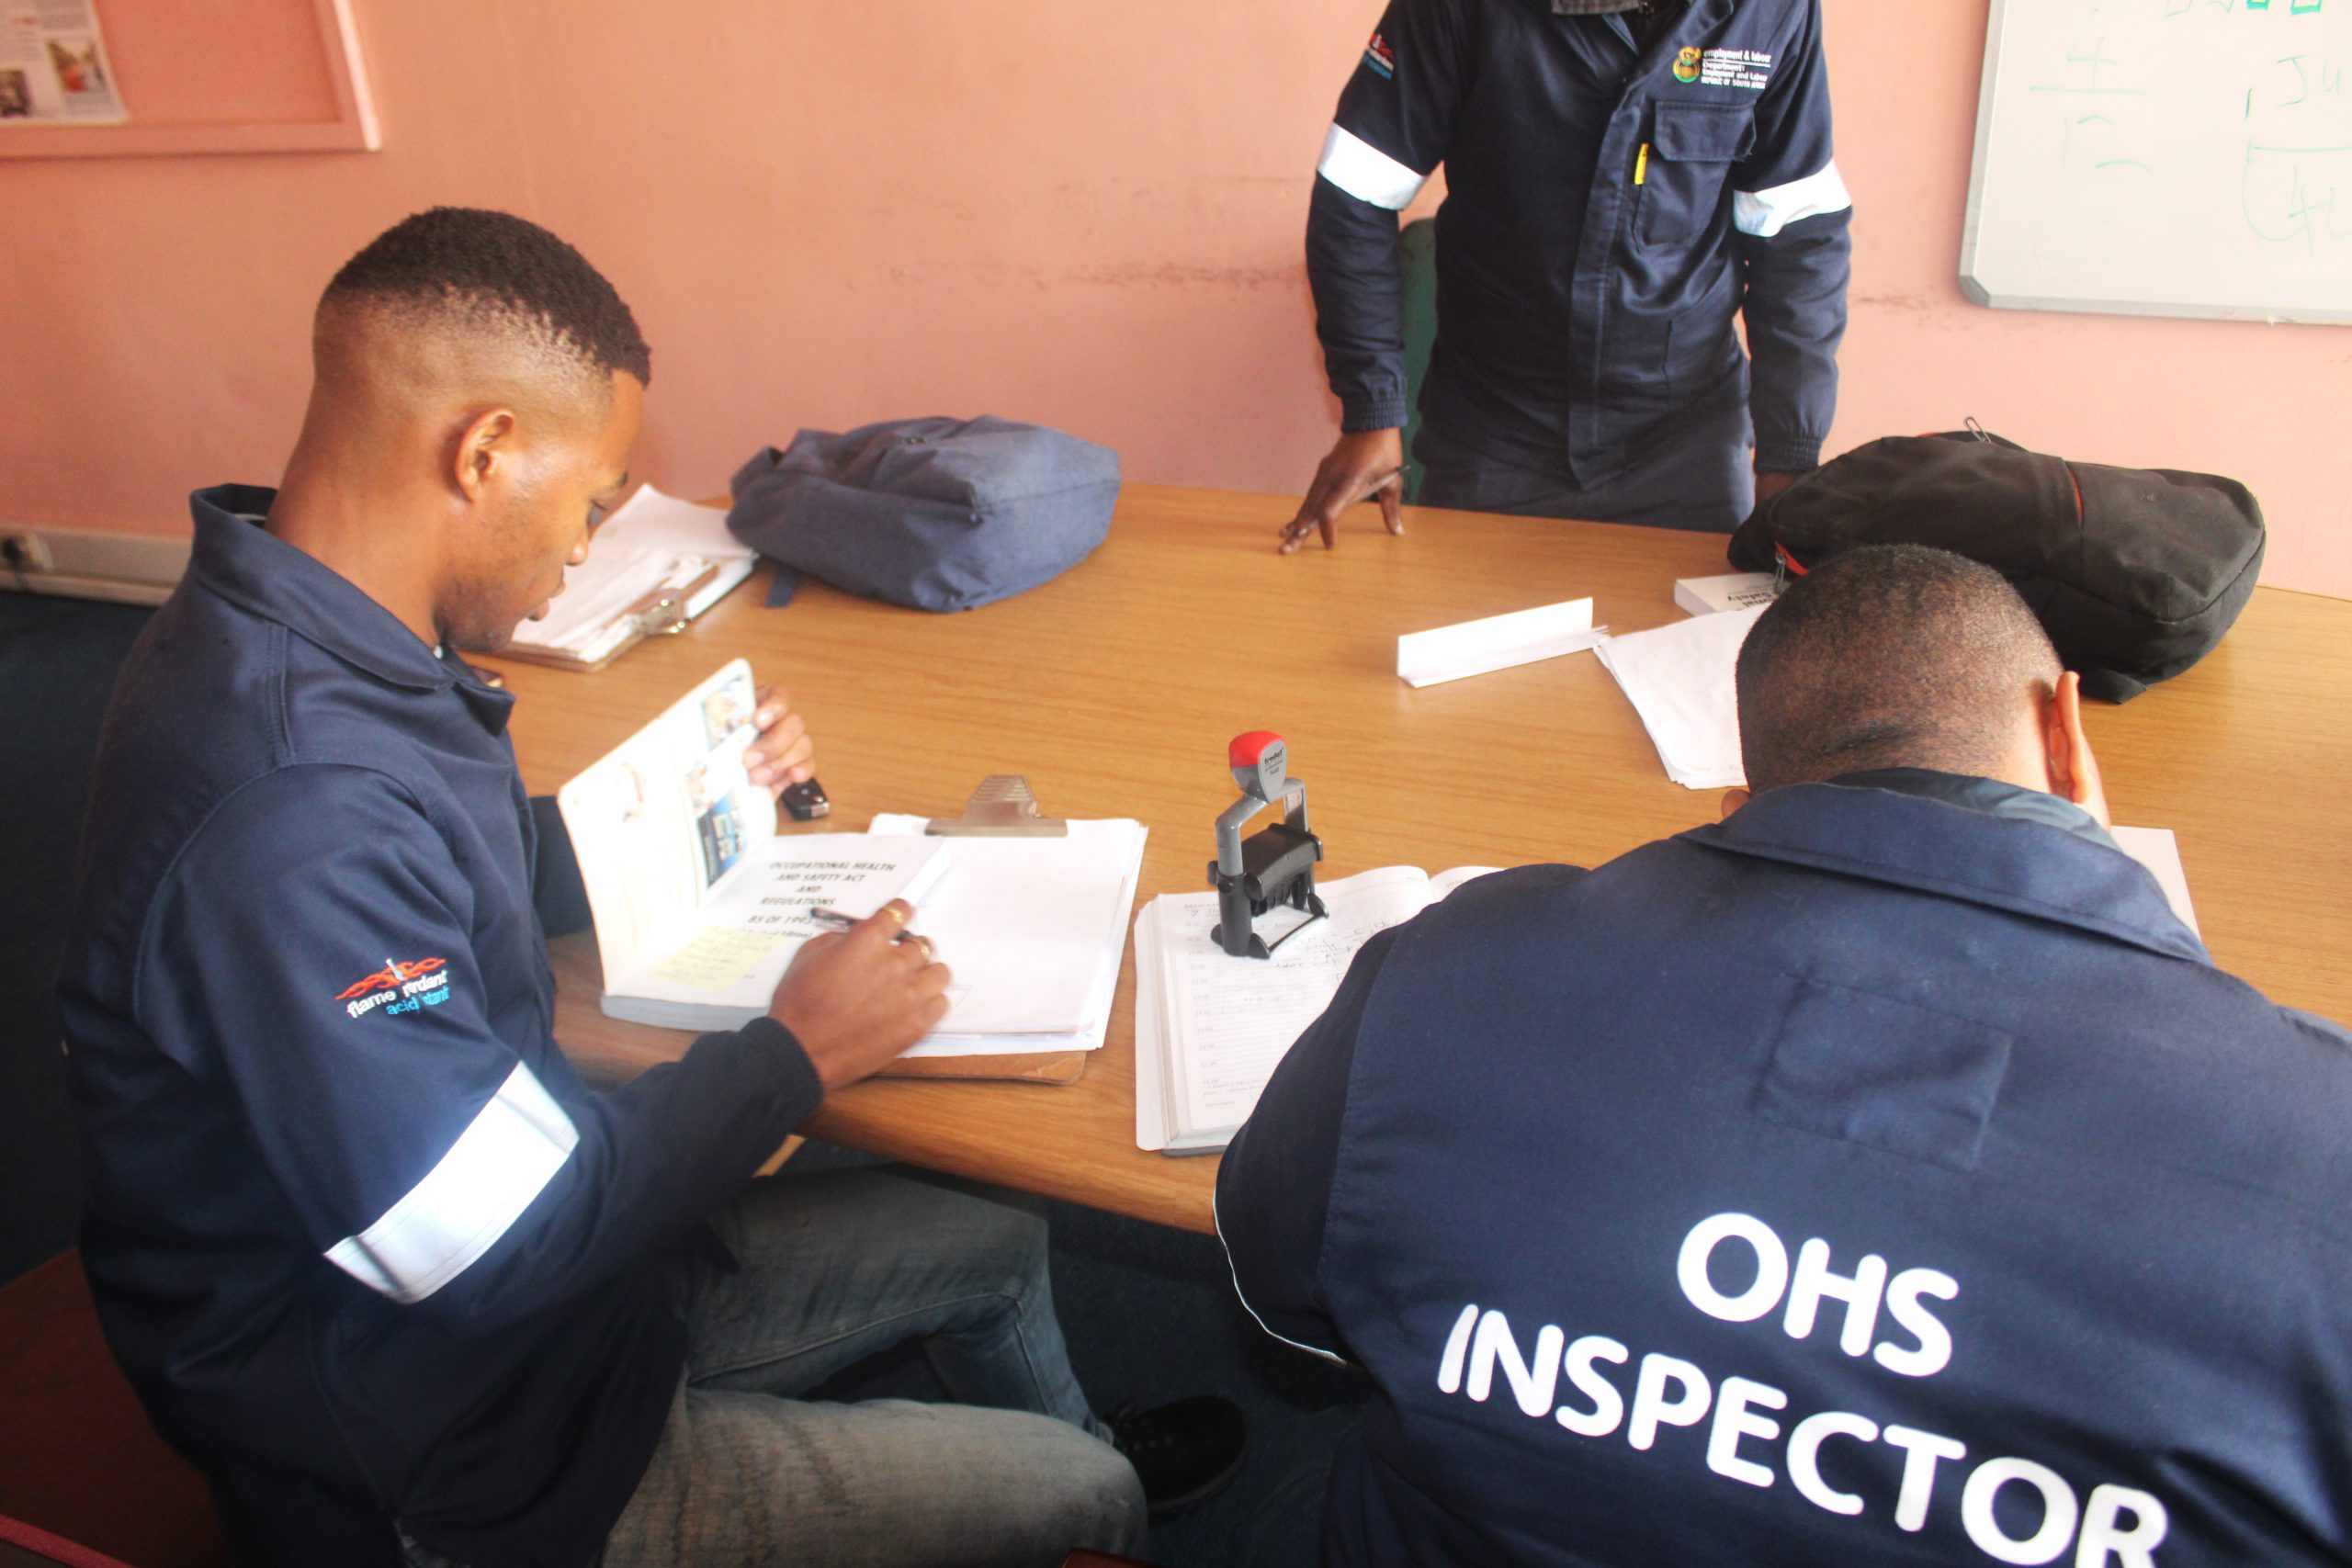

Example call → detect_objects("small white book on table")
558 660 949 1033
1134 864 1497 1156
1674 571 1780 616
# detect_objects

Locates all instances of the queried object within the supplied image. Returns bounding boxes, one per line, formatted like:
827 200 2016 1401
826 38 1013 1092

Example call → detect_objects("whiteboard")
1961 0 2352 324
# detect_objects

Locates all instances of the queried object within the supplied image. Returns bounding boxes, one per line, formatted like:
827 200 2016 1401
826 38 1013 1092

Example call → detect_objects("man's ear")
1719 787 1751 821
2041 671 2113 828
451 408 518 503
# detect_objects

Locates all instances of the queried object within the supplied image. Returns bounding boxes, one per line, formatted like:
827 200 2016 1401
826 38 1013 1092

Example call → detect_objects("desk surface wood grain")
494 485 2352 1235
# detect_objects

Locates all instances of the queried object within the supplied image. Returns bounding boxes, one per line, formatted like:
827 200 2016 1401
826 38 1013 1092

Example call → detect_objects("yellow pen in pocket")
1634 141 1650 186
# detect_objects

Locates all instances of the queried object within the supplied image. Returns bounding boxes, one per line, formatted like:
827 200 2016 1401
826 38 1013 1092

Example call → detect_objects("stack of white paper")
1135 865 1495 1154
1396 597 1607 688
1594 604 1766 789
868 815 1148 1058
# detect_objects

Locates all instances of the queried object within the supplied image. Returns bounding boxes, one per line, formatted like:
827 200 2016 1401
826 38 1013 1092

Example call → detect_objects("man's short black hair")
322 207 650 387
1735 545 2062 794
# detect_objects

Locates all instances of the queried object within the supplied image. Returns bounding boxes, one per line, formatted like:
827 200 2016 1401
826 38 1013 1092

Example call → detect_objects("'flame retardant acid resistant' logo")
338 956 453 1019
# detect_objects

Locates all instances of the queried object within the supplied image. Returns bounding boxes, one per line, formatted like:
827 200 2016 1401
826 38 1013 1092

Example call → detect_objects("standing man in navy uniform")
1220 547 2352 1564
1279 0 1852 550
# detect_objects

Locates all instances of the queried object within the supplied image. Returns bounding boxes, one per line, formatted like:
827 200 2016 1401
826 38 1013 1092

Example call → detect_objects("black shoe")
1107 1394 1249 1517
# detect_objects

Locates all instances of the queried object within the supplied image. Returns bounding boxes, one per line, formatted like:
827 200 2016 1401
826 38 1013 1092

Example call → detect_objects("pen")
1634 141 1650 186
809 905 936 960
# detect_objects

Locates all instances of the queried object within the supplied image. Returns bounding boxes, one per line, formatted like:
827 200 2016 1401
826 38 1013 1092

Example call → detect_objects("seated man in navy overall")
1220 545 2352 1565
58 208 1235 1568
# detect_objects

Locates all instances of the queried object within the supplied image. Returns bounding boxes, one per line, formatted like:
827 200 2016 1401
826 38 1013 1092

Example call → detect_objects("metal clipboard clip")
495 558 723 672
925 774 1069 838
619 561 720 641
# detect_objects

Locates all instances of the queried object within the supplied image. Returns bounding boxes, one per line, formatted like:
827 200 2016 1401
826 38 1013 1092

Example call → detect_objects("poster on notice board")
0 1 125 126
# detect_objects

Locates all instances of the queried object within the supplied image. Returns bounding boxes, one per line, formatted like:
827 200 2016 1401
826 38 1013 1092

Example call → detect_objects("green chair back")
1398 216 1438 504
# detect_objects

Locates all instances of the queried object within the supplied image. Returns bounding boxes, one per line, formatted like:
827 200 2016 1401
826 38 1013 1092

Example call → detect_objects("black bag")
1728 429 2266 702
729 416 1120 614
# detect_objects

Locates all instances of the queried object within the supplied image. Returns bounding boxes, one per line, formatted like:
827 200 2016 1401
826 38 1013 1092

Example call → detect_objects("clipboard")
498 557 749 672
876 775 1091 1087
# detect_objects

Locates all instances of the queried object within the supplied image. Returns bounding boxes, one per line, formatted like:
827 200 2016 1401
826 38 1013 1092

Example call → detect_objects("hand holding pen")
769 899 949 1090
811 903 935 964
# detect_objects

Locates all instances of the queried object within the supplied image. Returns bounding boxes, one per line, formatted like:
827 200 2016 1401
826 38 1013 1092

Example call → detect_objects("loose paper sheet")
2111 825 2200 935
1594 605 1765 789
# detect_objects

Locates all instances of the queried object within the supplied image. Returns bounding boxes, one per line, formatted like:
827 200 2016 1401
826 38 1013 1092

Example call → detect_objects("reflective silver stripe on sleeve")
1733 159 1853 238
324 1061 579 1304
1317 123 1430 211
1213 1188 1351 1366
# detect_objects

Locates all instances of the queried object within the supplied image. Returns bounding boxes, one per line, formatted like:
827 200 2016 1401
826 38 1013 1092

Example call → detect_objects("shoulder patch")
1363 30 1396 79
340 955 453 1018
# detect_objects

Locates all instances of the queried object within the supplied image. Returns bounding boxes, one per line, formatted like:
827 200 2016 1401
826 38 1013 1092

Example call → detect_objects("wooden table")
491 485 2352 1235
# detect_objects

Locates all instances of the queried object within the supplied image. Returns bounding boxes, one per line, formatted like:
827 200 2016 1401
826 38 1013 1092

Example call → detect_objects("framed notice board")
0 0 377 159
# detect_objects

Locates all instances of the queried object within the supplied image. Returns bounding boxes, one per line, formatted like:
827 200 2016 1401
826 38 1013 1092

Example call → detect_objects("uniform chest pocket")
1636 104 1755 251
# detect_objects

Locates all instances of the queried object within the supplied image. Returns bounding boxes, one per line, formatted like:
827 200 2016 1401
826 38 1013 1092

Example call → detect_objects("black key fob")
781 776 831 822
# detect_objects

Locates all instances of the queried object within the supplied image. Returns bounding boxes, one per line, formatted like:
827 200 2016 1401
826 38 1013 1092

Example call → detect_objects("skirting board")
0 525 188 608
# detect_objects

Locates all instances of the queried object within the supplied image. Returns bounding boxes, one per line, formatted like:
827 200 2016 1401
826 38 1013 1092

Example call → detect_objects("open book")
557 661 950 1032
1134 864 1495 1156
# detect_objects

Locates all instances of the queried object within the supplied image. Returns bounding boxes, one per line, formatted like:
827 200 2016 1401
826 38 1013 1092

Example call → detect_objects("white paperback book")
558 660 950 1032
1134 864 1496 1155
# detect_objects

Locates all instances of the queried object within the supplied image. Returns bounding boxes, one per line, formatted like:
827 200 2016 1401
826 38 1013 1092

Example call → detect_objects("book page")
648 926 789 992
1156 866 1435 1139
614 836 949 1014
1429 865 1501 900
558 661 775 991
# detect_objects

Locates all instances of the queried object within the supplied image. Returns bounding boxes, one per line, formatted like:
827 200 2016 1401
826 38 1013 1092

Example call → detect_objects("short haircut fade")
1735 545 2063 794
322 207 650 386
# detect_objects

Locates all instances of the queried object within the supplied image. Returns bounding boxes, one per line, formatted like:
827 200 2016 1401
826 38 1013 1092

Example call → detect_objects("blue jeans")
597 1167 1146 1567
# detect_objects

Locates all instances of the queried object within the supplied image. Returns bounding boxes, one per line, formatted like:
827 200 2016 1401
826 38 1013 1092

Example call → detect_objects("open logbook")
1134 864 1496 1155
557 661 949 1032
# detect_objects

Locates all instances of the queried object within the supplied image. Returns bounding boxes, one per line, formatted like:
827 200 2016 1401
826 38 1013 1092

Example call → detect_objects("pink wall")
4 0 2346 595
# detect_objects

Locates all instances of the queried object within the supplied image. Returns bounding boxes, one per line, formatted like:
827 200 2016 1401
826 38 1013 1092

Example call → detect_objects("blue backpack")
728 416 1121 613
